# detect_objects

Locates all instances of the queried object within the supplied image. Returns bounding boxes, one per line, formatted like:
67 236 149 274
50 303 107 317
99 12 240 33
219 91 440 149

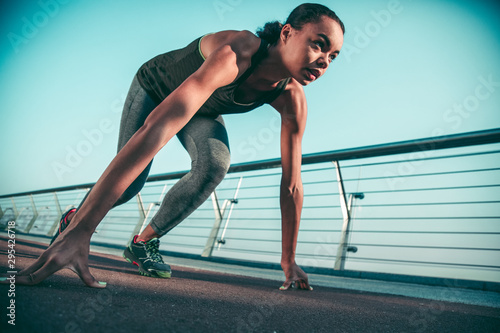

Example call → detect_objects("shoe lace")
145 238 164 263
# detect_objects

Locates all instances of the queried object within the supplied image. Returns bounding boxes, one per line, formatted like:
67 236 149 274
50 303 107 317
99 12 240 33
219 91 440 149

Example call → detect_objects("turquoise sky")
1 0 499 195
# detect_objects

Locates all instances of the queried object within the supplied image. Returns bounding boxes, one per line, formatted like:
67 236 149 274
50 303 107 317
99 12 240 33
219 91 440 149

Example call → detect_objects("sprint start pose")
4 3 344 291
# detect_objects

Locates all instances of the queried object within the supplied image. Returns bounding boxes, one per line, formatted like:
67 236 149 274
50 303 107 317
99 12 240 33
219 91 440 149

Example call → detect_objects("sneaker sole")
122 247 171 279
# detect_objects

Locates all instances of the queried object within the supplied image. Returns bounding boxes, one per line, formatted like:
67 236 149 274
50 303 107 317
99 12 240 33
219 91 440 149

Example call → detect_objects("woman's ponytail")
256 21 283 45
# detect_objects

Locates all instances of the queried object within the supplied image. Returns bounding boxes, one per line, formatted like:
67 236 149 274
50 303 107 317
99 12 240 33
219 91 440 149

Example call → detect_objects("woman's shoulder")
270 79 306 114
282 79 306 101
200 30 261 61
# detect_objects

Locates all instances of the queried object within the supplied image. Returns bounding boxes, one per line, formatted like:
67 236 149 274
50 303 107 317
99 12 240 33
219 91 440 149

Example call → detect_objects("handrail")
2 127 499 199
226 127 500 173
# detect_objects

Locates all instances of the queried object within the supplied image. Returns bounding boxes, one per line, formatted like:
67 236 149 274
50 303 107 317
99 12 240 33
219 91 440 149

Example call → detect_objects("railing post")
47 192 64 237
10 197 19 220
333 161 363 270
202 191 228 258
333 161 352 271
217 177 243 249
23 195 39 233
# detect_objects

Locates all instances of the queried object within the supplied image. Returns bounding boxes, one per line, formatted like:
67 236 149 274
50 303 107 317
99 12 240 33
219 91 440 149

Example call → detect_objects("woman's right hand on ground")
0 226 106 288
280 261 313 291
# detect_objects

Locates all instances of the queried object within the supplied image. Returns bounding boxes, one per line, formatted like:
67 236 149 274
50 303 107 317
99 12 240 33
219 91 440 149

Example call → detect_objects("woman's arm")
270 80 311 290
74 40 246 235
5 31 261 287
76 30 262 235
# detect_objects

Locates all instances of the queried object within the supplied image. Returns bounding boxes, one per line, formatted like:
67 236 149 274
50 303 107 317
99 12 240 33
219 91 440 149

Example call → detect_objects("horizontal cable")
215 247 280 256
166 234 207 239
166 225 211 229
212 227 341 232
183 217 278 221
98 223 144 228
338 149 500 170
219 237 279 243
161 243 203 249
222 172 282 181
231 206 338 210
347 256 500 270
352 230 500 235
353 200 500 208
301 180 338 187
101 214 140 219
236 196 280 200
349 243 500 251
221 237 341 246
304 193 338 198
206 227 279 231
228 217 343 221
89 235 134 241
295 253 336 259
93 233 133 237
360 184 500 194
343 167 500 183
355 216 499 220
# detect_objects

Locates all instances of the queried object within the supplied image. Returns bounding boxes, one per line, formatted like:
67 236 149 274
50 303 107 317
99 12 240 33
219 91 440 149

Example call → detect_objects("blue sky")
1 0 499 195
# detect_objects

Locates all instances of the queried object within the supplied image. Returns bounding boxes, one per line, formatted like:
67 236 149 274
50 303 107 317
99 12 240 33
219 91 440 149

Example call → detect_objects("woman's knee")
210 157 231 183
196 149 230 185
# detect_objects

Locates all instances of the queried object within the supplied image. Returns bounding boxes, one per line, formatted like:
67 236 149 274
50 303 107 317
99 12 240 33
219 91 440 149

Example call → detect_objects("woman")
4 3 344 290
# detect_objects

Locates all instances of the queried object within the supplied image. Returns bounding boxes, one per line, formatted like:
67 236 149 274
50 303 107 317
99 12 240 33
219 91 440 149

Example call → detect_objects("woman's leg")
125 114 230 278
147 114 231 236
58 75 158 232
112 76 159 206
78 76 158 210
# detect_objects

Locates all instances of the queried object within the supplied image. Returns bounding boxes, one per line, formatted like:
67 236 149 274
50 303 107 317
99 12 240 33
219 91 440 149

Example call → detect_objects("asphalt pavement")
1 236 499 333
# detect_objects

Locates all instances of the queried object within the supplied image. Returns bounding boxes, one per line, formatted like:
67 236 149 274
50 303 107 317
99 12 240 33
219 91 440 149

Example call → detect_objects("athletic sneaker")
50 208 77 245
123 235 172 278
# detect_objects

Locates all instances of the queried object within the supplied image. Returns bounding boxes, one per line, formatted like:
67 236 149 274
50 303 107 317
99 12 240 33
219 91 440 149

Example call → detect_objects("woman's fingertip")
98 281 107 287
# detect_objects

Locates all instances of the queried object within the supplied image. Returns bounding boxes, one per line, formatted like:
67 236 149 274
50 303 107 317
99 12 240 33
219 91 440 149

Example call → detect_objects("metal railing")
1 128 500 284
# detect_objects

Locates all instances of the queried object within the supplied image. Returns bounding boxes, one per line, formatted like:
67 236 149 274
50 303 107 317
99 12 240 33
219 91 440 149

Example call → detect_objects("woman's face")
280 16 344 85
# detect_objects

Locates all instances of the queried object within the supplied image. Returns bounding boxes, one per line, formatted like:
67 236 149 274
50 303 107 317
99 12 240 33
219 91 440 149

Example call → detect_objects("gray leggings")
80 75 231 236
